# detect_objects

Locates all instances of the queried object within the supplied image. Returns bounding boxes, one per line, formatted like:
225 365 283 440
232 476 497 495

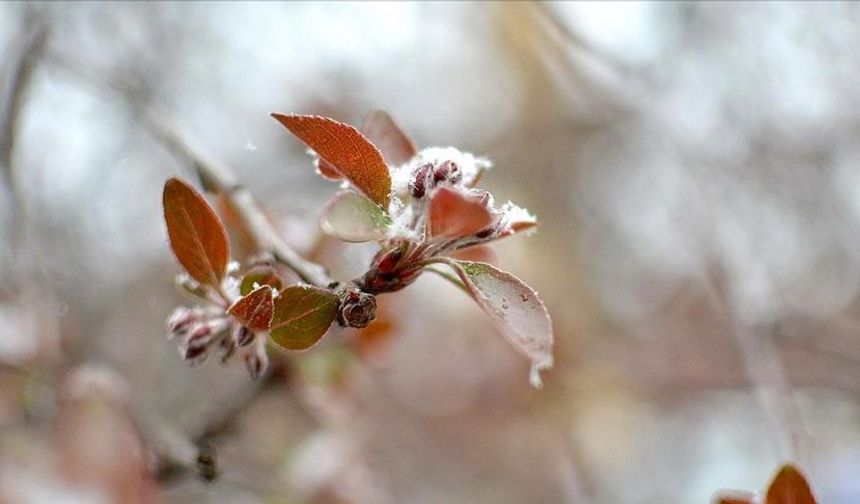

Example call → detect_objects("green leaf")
269 285 338 350
227 286 275 331
319 190 391 243
162 177 230 287
240 266 283 296
271 113 392 207
766 464 817 504
445 260 553 388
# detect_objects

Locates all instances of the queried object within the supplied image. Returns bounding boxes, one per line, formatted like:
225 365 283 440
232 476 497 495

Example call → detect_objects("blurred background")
2 2 860 503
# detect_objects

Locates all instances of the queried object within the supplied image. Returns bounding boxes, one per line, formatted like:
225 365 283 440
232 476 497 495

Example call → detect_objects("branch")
44 55 342 485
44 54 333 288
142 107 333 287
0 23 48 191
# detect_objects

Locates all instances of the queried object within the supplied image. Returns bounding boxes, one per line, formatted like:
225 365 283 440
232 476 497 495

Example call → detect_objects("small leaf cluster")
164 111 554 386
164 178 335 379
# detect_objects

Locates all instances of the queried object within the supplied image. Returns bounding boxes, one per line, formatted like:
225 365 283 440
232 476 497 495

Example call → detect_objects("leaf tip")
529 358 553 389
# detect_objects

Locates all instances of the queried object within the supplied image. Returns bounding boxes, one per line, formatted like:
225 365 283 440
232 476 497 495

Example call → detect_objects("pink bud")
408 163 433 198
166 307 198 339
219 335 236 363
244 348 268 380
433 160 462 185
235 326 255 347
185 324 213 349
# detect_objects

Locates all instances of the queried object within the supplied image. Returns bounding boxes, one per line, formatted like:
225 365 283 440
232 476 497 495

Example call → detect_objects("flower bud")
408 163 433 198
219 335 236 363
235 325 255 347
433 160 462 185
336 287 377 328
244 347 268 380
166 306 199 339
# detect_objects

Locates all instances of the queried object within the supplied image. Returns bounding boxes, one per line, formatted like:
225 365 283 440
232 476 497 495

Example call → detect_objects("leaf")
240 266 283 296
766 464 817 504
445 260 553 388
269 285 338 351
271 113 392 207
319 190 391 243
714 491 755 504
163 177 230 286
449 245 499 266
227 286 274 331
361 110 417 166
429 186 497 239
316 157 344 180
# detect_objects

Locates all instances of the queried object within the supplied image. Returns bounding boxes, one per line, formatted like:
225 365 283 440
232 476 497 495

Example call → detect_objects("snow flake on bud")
336 287 377 328
394 146 490 196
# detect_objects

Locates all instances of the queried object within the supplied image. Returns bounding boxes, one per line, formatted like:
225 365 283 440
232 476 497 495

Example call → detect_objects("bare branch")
44 54 333 288
140 105 332 287
0 23 48 191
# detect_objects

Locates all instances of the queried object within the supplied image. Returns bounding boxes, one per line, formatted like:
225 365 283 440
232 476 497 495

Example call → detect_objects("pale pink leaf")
429 186 497 239
445 259 553 387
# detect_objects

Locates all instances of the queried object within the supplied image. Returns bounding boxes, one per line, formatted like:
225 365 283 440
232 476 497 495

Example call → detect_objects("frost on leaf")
269 285 339 351
162 177 230 287
445 259 553 388
271 114 392 207
227 286 274 332
319 190 391 243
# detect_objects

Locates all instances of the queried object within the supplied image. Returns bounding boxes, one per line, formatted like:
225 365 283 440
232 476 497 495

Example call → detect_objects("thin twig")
0 22 49 299
44 54 341 485
1 24 48 193
686 162 810 467
142 106 333 288
44 54 333 288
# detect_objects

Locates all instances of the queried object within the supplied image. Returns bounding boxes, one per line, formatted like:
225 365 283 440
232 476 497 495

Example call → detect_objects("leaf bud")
336 287 377 328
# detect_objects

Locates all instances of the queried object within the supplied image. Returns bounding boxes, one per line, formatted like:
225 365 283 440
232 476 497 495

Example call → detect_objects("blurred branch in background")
0 16 47 296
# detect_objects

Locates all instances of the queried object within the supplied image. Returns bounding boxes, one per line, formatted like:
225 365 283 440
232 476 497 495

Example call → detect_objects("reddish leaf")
449 245 499 266
429 186 497 239
240 266 284 296
163 177 230 286
316 157 344 180
319 190 391 243
766 464 817 504
361 110 417 166
271 114 391 207
227 286 274 331
269 285 338 351
445 259 553 387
